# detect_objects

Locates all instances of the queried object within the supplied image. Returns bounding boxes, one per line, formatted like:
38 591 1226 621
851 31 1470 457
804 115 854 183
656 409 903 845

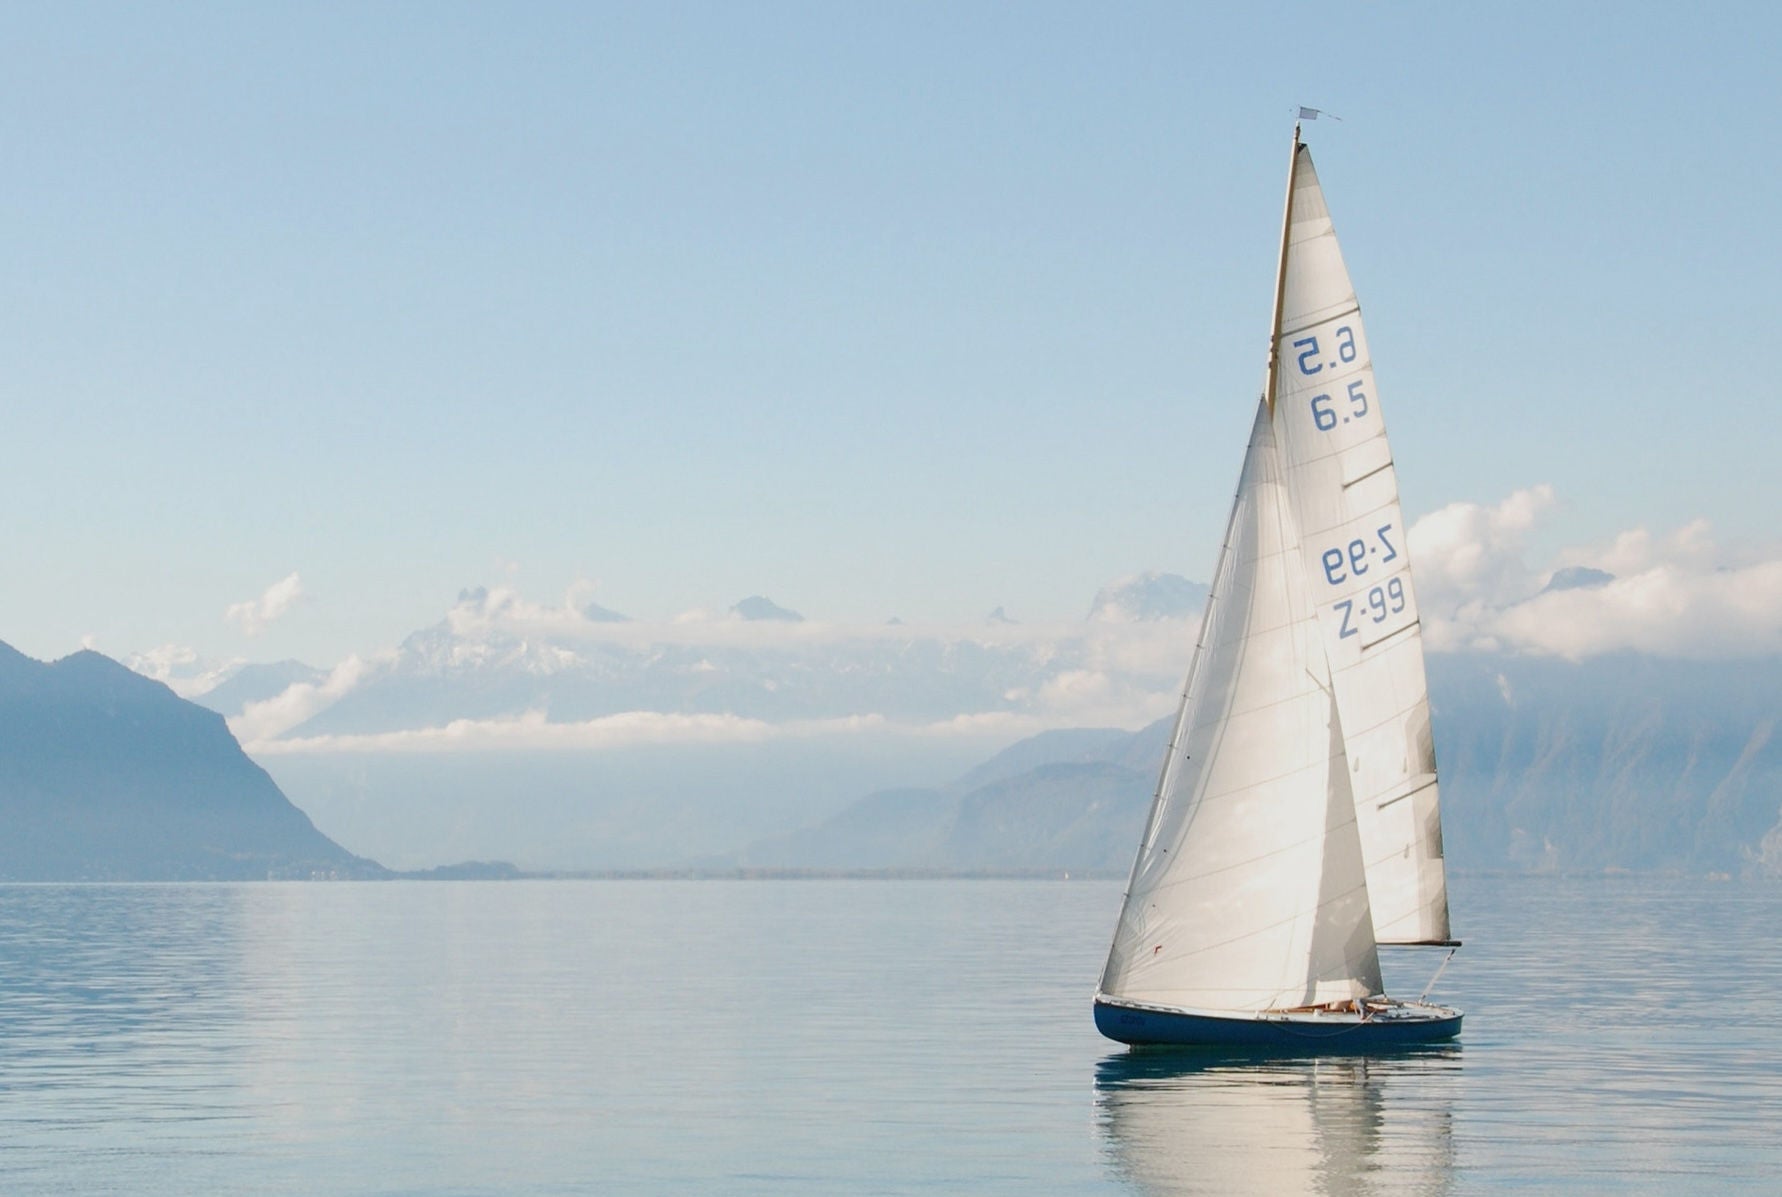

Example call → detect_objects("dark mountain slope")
0 644 384 880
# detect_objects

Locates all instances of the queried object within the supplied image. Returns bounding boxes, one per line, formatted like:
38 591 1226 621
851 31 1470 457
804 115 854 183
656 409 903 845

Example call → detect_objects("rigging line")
1418 947 1459 1002
1133 411 1270 867
1132 453 1249 859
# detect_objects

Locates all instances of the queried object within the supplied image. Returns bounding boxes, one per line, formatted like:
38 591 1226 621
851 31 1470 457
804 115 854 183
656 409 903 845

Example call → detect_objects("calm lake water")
0 874 1777 1194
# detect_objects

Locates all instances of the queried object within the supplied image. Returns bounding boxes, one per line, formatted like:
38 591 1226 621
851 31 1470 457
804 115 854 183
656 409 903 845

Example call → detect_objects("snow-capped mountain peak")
1086 572 1208 623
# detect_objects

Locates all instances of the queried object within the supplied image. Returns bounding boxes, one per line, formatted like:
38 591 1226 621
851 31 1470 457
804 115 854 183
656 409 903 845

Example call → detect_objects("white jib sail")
1099 401 1382 1012
1269 145 1452 945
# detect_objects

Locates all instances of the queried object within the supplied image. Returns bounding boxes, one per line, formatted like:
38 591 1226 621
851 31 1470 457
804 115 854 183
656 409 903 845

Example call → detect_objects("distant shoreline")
2 867 1766 885
524 867 1128 881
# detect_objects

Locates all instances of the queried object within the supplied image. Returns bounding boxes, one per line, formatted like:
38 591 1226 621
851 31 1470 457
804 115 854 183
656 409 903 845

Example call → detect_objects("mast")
1262 123 1302 415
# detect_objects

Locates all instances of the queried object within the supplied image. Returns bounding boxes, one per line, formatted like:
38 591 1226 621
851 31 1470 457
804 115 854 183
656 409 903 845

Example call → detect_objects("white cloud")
217 570 1206 757
439 580 1173 655
1489 560 1782 660
1408 485 1555 619
1408 489 1782 660
1554 518 1718 577
210 492 1782 767
239 708 1061 757
1031 667 1181 728
228 654 387 743
225 572 305 637
237 674 1184 758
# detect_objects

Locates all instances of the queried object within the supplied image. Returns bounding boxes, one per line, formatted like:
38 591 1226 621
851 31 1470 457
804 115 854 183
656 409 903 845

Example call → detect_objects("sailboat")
1093 121 1462 1049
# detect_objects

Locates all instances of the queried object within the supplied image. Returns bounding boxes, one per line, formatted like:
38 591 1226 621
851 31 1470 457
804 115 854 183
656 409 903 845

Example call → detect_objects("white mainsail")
1098 402 1382 1012
1269 146 1452 945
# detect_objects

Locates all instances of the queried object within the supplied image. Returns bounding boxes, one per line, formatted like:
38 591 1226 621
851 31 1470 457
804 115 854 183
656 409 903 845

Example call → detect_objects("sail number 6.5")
1310 380 1368 430
1293 324 1368 432
1292 326 1357 375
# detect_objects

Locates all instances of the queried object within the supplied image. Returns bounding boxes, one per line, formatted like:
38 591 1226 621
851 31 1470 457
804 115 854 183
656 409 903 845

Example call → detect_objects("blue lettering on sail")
1331 578 1409 640
1318 524 1400 586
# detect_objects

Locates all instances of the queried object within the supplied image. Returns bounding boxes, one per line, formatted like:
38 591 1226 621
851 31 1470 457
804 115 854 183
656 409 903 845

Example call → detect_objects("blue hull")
1094 996 1461 1051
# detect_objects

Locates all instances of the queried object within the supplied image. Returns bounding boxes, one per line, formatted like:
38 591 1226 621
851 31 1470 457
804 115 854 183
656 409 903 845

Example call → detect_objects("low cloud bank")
240 709 1083 756
1411 490 1782 660
180 492 1782 758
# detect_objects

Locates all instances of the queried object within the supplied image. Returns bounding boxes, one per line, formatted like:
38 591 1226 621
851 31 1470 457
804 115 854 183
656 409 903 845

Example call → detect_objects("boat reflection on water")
1094 1047 1461 1196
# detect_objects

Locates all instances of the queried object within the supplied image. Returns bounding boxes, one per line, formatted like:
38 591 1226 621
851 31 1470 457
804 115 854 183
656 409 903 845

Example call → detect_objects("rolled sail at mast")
1268 143 1452 945
1098 402 1381 1013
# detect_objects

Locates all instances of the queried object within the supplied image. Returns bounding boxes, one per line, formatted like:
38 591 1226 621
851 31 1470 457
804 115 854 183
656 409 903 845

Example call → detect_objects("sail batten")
1375 777 1438 811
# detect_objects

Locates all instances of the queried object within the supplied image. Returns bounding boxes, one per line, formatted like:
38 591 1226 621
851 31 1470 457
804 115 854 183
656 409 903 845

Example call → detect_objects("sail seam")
1280 432 1390 475
1140 877 1373 964
1144 824 1344 891
1334 701 1433 743
1278 304 1362 340
1197 680 1325 723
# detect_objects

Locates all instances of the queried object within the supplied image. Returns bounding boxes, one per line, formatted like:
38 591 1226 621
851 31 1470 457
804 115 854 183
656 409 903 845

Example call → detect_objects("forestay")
1269 146 1451 945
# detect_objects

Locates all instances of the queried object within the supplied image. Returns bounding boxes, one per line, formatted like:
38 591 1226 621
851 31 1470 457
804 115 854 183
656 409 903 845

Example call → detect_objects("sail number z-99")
1333 578 1407 639
1319 524 1398 587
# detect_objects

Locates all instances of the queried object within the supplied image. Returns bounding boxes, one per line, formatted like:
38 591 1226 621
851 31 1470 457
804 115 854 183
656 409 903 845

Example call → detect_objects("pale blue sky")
4 1 1776 666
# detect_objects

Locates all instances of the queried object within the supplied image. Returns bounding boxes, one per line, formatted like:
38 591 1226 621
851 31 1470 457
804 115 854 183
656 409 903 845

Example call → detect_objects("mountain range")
719 653 1782 879
168 574 1205 869
8 559 1777 880
182 567 1782 876
717 726 1163 873
211 579 1200 742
